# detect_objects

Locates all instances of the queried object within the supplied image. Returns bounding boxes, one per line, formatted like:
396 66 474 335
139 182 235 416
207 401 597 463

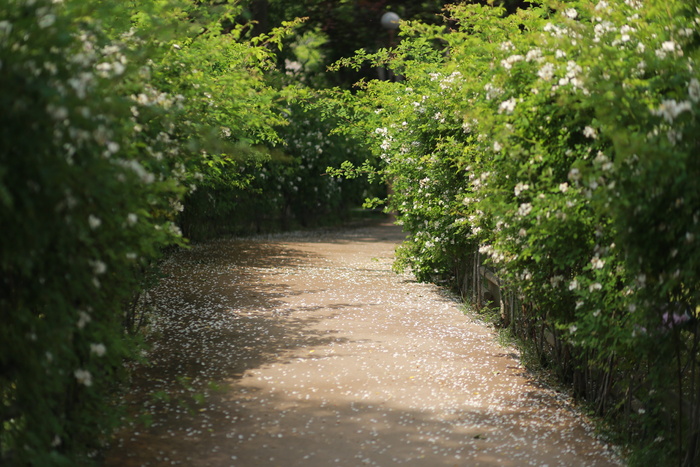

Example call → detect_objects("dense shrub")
0 1 190 463
180 101 376 239
327 0 700 463
171 23 376 239
0 0 327 463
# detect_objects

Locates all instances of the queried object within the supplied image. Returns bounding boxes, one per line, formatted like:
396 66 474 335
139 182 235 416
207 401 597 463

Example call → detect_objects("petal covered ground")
105 220 622 466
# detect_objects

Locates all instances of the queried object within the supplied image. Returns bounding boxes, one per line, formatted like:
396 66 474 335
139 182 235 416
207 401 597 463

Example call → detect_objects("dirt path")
105 220 622 466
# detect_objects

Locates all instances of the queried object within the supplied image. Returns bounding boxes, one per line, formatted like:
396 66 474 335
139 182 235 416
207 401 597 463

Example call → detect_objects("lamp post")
380 11 400 47
379 12 400 81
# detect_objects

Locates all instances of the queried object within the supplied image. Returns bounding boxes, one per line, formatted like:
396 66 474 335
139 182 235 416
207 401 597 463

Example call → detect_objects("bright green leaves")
0 0 311 464
321 1 700 462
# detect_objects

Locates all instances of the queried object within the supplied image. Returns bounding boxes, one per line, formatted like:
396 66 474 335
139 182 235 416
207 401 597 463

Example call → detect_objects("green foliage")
325 0 700 463
254 0 451 86
0 0 337 463
180 100 377 239
0 0 190 463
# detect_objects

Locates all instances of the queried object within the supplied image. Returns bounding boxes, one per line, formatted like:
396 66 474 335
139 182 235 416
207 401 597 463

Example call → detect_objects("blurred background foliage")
240 0 530 86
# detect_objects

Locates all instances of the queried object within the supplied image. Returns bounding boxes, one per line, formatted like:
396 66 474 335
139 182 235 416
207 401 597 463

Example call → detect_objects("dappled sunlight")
106 221 620 466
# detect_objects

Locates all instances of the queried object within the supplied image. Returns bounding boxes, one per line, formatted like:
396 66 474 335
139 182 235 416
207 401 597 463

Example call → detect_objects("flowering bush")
180 100 375 237
174 28 369 239
0 0 329 463
327 0 700 463
0 1 188 462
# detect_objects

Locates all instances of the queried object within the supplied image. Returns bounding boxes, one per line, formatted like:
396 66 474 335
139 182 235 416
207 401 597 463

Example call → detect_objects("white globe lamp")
381 12 400 30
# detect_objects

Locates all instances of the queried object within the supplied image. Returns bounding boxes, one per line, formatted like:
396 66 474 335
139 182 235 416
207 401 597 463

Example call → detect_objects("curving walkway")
105 220 622 466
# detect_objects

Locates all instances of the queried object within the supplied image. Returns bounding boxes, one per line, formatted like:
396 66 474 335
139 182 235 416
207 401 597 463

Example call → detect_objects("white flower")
566 61 582 79
569 280 579 290
544 22 567 37
591 256 605 269
117 159 155 184
74 369 93 386
499 97 517 114
514 182 529 196
47 104 68 120
518 228 527 237
479 244 493 254
517 203 532 216
38 13 56 29
589 282 603 292
493 141 502 152
111 60 126 76
662 40 676 51
559 182 569 193
583 126 598 139
568 168 581 181
127 213 138 226
0 20 12 35
501 54 524 70
564 8 578 19
594 151 609 165
651 99 692 123
77 311 92 329
89 259 107 275
538 63 555 81
525 48 543 62
569 325 578 334
636 274 647 286
500 41 515 51
689 78 700 103
656 40 680 59
88 215 101 229
484 83 503 100
90 343 106 357
168 223 182 237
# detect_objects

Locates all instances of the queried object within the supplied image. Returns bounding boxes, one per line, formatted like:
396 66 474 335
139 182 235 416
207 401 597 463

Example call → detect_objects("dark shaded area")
240 0 532 87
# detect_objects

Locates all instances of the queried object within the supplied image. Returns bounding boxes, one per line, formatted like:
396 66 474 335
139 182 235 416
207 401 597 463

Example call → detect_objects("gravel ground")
105 219 623 466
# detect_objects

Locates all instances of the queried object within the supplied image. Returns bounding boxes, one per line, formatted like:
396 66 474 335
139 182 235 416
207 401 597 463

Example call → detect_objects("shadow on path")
105 220 621 467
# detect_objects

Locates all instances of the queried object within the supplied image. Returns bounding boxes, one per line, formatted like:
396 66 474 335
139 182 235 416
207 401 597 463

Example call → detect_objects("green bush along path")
5 0 700 464
105 220 620 466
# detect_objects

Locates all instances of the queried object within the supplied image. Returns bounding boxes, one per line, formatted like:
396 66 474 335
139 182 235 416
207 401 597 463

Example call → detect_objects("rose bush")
326 1 700 463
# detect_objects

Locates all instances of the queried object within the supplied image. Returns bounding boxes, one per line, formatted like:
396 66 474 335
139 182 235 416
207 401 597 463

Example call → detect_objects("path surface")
105 220 622 466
